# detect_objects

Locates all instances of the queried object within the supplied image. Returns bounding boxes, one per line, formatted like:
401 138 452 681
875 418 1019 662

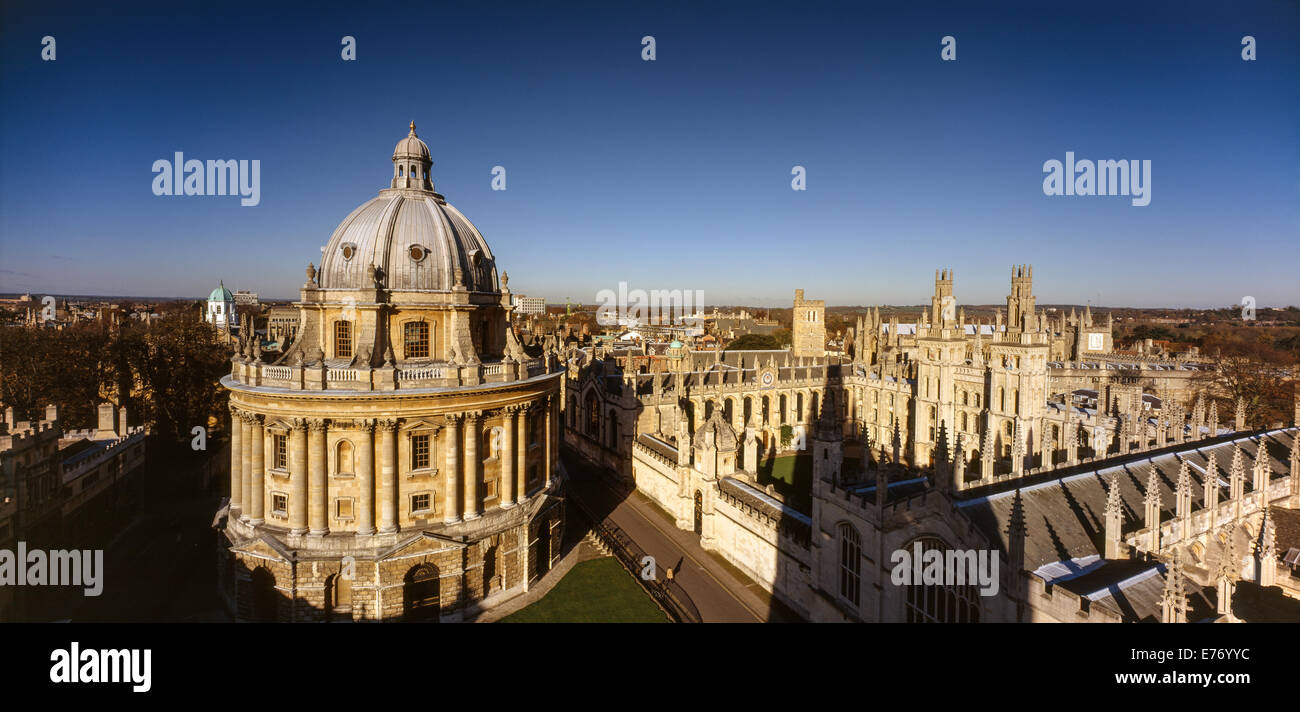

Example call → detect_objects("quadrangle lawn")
499 557 669 623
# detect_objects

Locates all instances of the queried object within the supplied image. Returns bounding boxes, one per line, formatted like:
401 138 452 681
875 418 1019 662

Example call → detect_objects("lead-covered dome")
317 123 499 293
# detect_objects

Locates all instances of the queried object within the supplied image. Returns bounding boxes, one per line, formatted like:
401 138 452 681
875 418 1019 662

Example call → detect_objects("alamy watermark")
1042 151 1150 206
152 152 261 206
0 542 103 596
889 543 999 596
595 282 705 328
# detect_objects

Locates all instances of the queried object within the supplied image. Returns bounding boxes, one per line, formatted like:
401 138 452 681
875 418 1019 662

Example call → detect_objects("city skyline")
1 0 1296 308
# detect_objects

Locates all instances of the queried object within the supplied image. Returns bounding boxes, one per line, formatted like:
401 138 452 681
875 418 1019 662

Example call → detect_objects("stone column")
443 415 461 524
516 408 528 498
378 419 398 533
463 412 481 520
289 419 308 535
240 413 253 521
308 418 328 536
357 419 376 535
229 405 243 515
501 407 517 508
249 414 265 525
545 396 554 488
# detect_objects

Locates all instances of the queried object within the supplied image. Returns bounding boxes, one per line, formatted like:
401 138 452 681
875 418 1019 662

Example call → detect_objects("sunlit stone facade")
216 124 564 622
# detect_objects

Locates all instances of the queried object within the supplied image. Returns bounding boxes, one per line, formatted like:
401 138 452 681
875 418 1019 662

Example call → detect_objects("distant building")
266 306 299 345
233 290 260 308
513 295 546 316
205 281 237 330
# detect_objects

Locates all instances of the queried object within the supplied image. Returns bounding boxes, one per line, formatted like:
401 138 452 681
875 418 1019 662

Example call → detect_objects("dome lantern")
391 121 433 191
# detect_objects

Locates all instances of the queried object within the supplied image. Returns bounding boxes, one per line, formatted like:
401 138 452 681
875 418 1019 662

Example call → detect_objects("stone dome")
317 123 499 293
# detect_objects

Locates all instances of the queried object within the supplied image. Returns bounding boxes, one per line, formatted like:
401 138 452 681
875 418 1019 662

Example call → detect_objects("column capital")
306 418 328 432
464 410 483 423
356 418 377 433
229 402 241 416
244 411 264 425
289 417 308 432
504 403 526 416
444 413 464 426
376 418 399 432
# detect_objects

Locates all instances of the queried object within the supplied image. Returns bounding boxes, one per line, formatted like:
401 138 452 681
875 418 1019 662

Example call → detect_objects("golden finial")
409 120 416 135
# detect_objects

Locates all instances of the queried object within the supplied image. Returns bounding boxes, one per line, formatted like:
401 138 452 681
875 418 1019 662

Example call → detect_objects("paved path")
564 455 774 623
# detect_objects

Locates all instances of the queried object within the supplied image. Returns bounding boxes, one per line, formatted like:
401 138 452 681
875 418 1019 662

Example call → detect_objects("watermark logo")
341 35 356 61
491 165 507 191
889 543 999 596
941 35 956 61
640 555 657 580
0 543 103 596
1240 296 1256 321
41 35 56 61
190 425 207 451
341 555 356 580
1042 152 1150 206
1241 35 1255 61
641 35 656 61
595 282 705 328
41 295 56 322
151 153 261 207
340 296 358 323
791 165 806 191
50 643 151 693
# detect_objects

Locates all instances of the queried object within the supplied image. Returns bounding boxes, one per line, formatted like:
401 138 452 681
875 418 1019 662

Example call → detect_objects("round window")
409 245 426 262
341 244 355 260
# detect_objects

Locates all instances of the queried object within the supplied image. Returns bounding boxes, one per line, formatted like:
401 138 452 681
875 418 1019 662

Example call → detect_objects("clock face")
1088 333 1104 351
760 369 776 388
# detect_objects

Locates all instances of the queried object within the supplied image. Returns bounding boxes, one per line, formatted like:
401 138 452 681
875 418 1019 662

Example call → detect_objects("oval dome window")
409 245 426 262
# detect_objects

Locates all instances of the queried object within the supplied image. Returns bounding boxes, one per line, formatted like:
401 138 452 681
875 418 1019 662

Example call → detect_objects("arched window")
585 392 599 436
335 440 354 476
404 321 430 359
902 537 981 623
334 321 352 359
960 412 968 432
398 166 404 177
607 409 618 449
250 567 278 622
839 523 861 607
779 394 787 424
325 573 352 622
999 388 1005 412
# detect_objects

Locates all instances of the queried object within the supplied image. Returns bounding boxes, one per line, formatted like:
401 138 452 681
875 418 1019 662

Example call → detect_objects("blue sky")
1 0 1296 308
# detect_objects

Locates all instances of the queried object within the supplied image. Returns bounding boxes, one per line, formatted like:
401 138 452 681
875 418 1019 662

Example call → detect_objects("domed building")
217 123 565 622
205 280 236 330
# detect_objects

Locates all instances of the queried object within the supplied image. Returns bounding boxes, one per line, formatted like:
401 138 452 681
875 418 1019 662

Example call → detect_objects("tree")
1194 328 1297 429
725 333 780 351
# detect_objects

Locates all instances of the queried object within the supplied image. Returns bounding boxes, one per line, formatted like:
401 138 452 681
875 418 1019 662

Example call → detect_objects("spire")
1160 550 1188 623
1252 440 1270 493
1007 487 1027 567
1104 472 1125 559
1229 444 1246 517
1257 506 1277 586
1215 527 1238 617
1144 465 1162 550
1175 459 1193 522
1204 450 1220 518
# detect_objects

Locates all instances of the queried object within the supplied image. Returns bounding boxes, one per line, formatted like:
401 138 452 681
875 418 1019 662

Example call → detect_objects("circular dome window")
341 243 356 261
409 245 426 262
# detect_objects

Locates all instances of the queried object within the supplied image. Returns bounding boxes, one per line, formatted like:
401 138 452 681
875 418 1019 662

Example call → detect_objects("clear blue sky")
1 0 1296 308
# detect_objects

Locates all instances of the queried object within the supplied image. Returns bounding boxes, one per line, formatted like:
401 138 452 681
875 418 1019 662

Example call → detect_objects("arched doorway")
693 490 703 536
403 564 441 622
250 567 278 623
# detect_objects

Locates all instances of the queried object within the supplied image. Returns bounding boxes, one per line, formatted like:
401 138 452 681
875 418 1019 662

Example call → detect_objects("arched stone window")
839 523 861 607
902 536 981 623
585 392 599 436
607 409 618 449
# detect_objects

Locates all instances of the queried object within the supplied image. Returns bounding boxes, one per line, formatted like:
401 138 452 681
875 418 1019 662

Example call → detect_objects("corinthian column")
378 419 398 534
516 407 528 498
443 415 461 523
501 407 517 508
289 419 308 535
229 404 243 515
463 412 481 520
240 413 254 521
308 418 328 536
249 414 265 524
545 396 554 488
357 419 376 535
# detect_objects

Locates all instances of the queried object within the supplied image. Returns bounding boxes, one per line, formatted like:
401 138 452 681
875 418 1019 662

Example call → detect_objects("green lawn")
756 453 860 515
499 557 669 623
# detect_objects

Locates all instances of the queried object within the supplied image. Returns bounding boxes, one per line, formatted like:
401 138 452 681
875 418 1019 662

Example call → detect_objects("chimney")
118 406 129 436
96 403 118 439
